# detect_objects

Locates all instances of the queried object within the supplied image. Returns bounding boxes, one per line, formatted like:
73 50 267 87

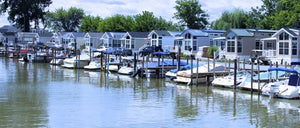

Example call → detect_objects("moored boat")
261 68 300 99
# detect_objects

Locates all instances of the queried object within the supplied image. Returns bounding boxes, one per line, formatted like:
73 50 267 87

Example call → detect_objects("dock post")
196 58 199 86
207 57 210 72
162 56 164 78
234 59 237 89
141 55 145 77
54 48 56 64
276 61 278 80
134 53 137 74
213 53 216 80
190 54 193 85
187 55 189 64
257 57 260 94
243 58 245 71
100 52 103 71
251 60 254 93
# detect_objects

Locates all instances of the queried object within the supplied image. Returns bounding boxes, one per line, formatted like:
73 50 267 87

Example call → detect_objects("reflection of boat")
62 54 90 68
239 71 286 91
261 68 300 99
212 70 251 88
173 64 227 84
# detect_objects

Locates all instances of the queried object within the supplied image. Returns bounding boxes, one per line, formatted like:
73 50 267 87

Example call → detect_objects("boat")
165 65 192 80
173 64 228 85
50 54 66 65
211 70 251 88
144 60 187 78
118 65 134 75
27 51 52 63
261 68 300 99
84 59 101 70
239 70 286 91
62 54 90 69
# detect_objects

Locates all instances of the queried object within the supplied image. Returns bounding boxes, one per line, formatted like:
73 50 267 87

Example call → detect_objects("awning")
213 37 226 40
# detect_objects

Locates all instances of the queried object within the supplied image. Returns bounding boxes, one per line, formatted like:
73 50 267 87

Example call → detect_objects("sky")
0 0 263 27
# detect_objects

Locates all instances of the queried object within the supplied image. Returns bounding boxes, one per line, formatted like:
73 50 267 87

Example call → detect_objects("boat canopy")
291 62 300 65
268 67 298 75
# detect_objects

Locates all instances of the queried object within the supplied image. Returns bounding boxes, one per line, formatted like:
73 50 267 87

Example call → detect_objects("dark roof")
283 27 298 37
128 32 149 38
230 29 253 37
72 32 86 37
153 30 171 36
0 25 20 33
38 30 52 37
180 29 208 37
88 32 104 38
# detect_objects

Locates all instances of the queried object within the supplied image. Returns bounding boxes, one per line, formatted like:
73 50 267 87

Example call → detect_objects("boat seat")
288 74 299 86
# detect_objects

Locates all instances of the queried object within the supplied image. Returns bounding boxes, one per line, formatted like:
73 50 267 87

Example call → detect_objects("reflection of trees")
0 59 49 127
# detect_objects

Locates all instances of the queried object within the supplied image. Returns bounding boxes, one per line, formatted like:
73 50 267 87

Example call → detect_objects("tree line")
211 0 300 30
0 0 298 32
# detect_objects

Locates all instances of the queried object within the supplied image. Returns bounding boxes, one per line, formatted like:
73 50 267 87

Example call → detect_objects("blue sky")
0 0 263 27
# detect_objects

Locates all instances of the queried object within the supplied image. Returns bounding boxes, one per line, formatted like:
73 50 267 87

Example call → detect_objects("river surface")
0 57 300 128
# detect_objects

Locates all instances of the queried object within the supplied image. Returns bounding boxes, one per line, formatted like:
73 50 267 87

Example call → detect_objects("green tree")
174 0 208 29
211 9 250 30
97 14 134 32
249 0 300 29
79 15 102 32
134 11 179 32
0 0 52 32
44 7 85 32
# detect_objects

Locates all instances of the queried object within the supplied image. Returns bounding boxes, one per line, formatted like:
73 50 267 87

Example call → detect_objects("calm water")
1 57 300 128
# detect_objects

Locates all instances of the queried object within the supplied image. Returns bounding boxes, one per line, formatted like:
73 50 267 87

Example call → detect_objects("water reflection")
0 58 48 128
1 58 300 127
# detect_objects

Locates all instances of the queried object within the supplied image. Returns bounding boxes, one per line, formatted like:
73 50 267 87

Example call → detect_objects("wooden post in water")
187 55 189 64
100 52 103 71
276 61 278 80
196 58 199 86
234 59 237 89
243 58 245 71
162 55 164 78
213 52 216 79
257 57 261 94
133 53 137 74
142 55 145 77
206 57 210 85
251 60 254 93
190 54 193 85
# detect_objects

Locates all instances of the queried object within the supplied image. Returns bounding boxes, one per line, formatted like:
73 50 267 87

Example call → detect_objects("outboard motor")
270 84 279 98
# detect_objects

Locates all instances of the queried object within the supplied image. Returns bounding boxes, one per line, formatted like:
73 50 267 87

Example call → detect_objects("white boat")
62 54 90 69
261 68 300 99
84 59 101 70
165 65 192 80
239 70 286 91
212 70 251 88
27 51 51 63
118 66 134 75
173 64 227 84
